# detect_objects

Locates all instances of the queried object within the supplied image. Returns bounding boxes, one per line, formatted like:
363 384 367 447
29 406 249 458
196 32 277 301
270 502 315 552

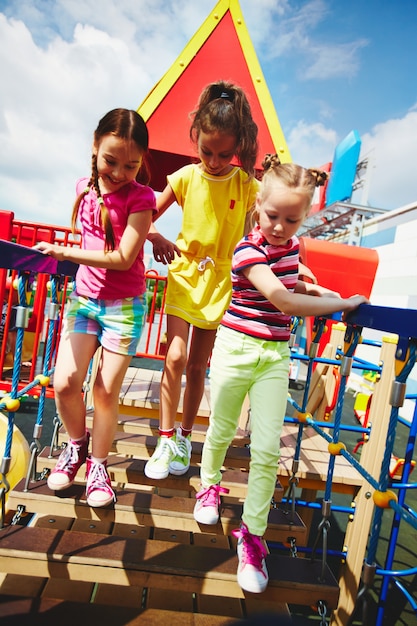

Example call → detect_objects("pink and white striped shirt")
221 225 299 341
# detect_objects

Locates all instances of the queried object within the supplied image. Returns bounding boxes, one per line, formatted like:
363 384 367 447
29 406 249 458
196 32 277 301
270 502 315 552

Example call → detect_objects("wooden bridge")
1 229 417 624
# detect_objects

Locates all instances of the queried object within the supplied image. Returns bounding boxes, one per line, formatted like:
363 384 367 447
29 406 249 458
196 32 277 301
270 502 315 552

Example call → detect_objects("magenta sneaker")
47 432 90 491
86 458 116 508
232 522 269 593
193 484 230 525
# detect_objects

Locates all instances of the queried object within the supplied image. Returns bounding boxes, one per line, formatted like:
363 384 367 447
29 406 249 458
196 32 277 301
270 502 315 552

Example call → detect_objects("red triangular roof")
138 0 291 190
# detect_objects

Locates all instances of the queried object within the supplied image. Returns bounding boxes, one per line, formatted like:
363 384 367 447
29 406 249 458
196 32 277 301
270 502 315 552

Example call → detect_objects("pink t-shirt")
221 225 299 341
74 178 156 299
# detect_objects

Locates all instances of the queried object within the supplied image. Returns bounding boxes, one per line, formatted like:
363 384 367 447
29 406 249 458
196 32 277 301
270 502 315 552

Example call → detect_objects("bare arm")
295 280 341 298
147 183 181 264
34 210 153 271
243 263 369 317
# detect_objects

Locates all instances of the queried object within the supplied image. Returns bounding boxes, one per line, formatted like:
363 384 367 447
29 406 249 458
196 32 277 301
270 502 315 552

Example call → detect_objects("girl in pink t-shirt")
34 109 156 507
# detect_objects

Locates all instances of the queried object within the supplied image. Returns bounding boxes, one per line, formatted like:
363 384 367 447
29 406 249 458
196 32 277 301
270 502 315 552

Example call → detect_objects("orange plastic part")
298 237 379 355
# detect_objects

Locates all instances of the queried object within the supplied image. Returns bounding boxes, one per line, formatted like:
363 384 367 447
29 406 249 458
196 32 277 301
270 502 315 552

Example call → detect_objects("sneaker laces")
232 523 267 569
196 484 230 508
154 436 178 461
55 440 83 471
175 432 192 459
86 461 115 500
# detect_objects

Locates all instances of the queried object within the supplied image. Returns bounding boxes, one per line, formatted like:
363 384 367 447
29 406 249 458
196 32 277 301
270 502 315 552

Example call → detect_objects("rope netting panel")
0 236 416 625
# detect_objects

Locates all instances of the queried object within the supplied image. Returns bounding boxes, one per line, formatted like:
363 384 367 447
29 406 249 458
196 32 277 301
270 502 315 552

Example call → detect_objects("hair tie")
97 196 105 206
220 91 230 99
83 186 90 194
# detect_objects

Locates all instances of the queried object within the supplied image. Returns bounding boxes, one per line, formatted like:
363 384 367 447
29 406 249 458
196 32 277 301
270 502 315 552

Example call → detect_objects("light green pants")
201 325 290 536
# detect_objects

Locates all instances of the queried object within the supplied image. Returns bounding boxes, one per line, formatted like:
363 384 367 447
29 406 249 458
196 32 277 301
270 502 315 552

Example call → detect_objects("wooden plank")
118 365 142 401
196 593 244 619
93 583 144 608
0 525 340 608
118 367 211 418
85 414 249 446
0 573 45 598
146 587 195 613
7 479 298 543
120 367 154 406
43 578 95 603
35 450 283 502
334 336 397 626
50 422 362 496
0 594 236 625
100 432 250 470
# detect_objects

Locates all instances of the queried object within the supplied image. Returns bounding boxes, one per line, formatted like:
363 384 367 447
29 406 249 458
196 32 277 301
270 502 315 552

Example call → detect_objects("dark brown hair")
72 108 150 251
189 81 258 177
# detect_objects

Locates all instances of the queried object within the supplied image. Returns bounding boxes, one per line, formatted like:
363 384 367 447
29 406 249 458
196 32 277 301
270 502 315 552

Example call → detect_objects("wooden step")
55 430 251 470
0 524 340 608
7 478 306 544
86 413 250 446
36 448 284 502
0 594 236 625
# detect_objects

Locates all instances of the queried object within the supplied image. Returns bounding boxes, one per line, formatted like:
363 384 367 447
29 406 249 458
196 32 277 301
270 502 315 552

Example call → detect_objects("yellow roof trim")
138 0 291 162
228 1 290 160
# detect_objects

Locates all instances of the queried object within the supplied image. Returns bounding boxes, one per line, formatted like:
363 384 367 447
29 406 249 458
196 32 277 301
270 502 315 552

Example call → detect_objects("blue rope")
3 273 30 459
34 276 59 431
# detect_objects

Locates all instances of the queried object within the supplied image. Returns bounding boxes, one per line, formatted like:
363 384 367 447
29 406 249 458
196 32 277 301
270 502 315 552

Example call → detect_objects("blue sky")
0 0 416 252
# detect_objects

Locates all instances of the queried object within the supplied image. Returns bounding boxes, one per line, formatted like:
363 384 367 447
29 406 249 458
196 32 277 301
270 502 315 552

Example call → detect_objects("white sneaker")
232 522 269 593
144 436 178 479
193 484 230 525
169 428 192 476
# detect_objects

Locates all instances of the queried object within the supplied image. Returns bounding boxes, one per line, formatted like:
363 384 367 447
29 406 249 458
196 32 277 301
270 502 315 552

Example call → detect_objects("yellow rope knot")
35 374 50 387
296 411 312 423
328 442 346 455
373 489 398 508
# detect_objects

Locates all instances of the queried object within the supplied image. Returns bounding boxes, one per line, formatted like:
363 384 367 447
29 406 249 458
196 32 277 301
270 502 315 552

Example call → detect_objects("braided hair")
71 108 150 251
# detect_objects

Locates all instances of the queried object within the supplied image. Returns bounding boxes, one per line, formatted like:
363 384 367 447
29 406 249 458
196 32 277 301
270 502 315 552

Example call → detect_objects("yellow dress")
165 164 260 329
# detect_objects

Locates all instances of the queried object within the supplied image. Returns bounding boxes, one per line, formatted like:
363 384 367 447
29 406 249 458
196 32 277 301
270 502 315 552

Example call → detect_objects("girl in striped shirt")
194 154 369 594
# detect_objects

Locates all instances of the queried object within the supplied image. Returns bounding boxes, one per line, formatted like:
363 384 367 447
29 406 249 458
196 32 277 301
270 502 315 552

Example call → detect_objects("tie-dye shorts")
62 292 147 356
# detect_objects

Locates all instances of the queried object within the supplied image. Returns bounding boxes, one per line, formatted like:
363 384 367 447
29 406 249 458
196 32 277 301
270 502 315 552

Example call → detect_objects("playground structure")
0 1 416 623
0 216 416 625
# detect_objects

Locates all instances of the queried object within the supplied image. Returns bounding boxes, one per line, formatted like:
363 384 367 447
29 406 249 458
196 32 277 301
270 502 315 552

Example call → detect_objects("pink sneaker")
47 432 90 491
86 458 116 508
193 484 230 525
232 522 269 593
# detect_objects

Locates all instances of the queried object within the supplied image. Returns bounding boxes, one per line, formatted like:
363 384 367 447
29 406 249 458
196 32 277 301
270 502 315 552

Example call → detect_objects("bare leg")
159 315 190 431
182 326 217 430
53 332 99 440
91 348 132 458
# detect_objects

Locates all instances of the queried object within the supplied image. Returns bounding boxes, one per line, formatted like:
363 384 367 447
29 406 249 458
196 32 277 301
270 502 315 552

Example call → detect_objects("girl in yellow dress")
145 80 259 479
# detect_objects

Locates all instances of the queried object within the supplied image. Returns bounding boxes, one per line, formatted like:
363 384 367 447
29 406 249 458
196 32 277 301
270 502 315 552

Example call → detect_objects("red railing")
0 210 168 396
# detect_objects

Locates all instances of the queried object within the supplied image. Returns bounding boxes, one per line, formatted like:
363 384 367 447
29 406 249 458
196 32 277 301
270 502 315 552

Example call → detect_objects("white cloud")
287 120 337 168
288 107 417 212
359 107 417 210
0 1 416 233
0 12 154 225
302 40 369 81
